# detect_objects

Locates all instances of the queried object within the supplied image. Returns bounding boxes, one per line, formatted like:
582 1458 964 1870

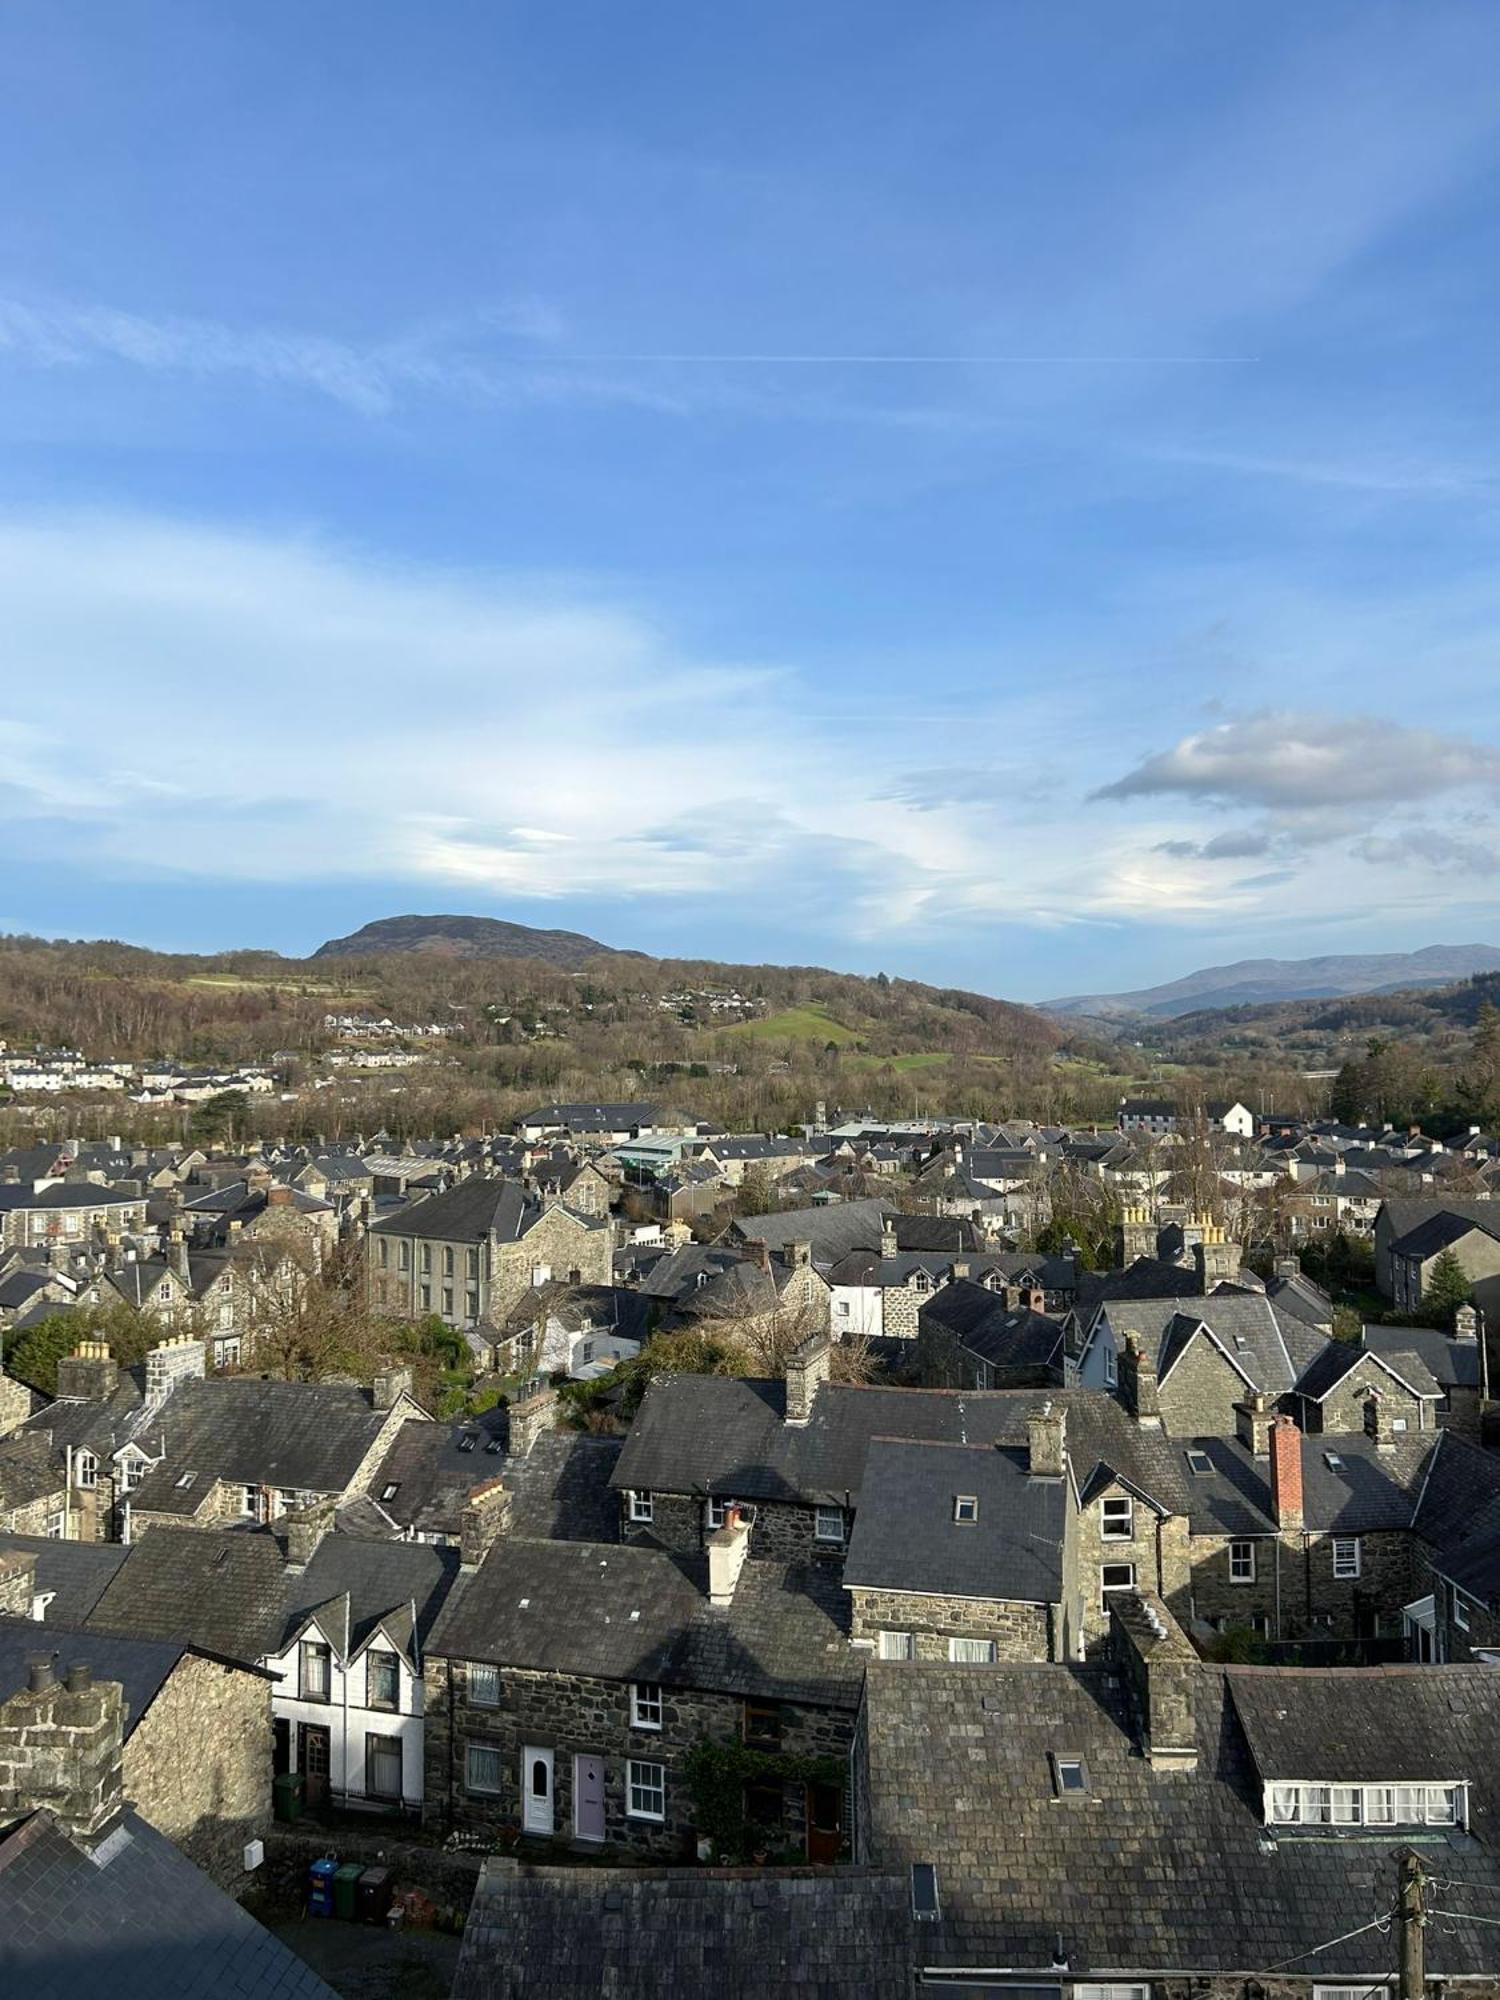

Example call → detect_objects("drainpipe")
1273 1537 1282 1642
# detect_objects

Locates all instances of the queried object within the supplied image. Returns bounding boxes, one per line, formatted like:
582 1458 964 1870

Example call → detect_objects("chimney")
1117 1332 1160 1426
1192 1221 1240 1291
746 1239 771 1273
879 1220 899 1261
506 1378 557 1456
1026 1401 1066 1479
1117 1205 1156 1266
1269 1415 1304 1531
951 1260 971 1282
54 1340 119 1403
167 1226 190 1281
284 1495 336 1571
1455 1303 1480 1344
1021 1284 1047 1315
0 1548 38 1617
1273 1257 1300 1282
1234 1392 1274 1456
707 1510 752 1606
373 1364 414 1413
1363 1389 1398 1452
460 1478 511 1569
785 1330 832 1425
145 1332 207 1406
786 1239 812 1271
1109 1589 1198 1771
0 1663 125 1846
265 1183 295 1208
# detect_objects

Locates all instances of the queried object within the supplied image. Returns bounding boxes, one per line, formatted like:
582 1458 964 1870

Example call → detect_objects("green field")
728 1005 861 1045
845 1049 952 1074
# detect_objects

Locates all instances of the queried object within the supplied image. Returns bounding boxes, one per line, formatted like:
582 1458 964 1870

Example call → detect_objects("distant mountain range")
313 913 642 969
1045 944 1500 1022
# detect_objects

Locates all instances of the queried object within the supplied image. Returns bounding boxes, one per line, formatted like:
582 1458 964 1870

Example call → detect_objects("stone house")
0 1181 150 1252
0 1432 67 1537
915 1280 1065 1389
367 1176 611 1331
1375 1196 1500 1315
0 1550 272 1886
1284 1339 1441 1435
423 1513 860 1860
855 1588 1500 1993
1363 1311 1486 1438
181 1179 337 1274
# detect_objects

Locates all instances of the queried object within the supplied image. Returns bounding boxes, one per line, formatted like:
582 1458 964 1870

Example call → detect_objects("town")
5 1064 1500 1995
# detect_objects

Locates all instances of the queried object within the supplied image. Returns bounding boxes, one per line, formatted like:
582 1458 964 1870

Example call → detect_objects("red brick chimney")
1269 1415 1303 1531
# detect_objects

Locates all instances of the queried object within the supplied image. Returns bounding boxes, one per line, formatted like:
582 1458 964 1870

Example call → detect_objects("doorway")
298 1723 331 1808
807 1779 844 1863
573 1753 606 1842
522 1746 555 1835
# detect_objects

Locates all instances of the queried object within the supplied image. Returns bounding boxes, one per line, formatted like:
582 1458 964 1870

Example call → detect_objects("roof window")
910 1862 941 1921
1185 1449 1212 1475
953 1494 979 1524
1050 1753 1089 1798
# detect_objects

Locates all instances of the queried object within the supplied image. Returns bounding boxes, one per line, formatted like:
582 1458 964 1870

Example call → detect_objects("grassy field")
727 1005 861 1045
845 1049 952 1073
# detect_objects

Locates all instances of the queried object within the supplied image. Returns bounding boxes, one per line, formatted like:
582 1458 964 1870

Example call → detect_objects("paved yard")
272 1918 462 2000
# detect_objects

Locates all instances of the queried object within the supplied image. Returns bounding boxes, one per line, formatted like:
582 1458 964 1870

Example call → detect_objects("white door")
522 1746 555 1834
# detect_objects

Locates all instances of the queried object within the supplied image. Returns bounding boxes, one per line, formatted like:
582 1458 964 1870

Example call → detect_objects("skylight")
953 1494 979 1524
175 1471 196 1489
1050 1752 1089 1797
1324 1451 1344 1471
380 1483 401 1502
911 1862 941 1921
1185 1450 1212 1475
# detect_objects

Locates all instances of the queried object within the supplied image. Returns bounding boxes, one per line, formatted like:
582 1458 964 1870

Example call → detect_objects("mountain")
312 913 641 968
1045 944 1500 1022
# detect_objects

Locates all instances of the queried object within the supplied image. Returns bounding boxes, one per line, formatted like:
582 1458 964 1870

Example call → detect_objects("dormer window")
953 1494 979 1524
1266 1782 1464 1828
1100 1496 1133 1540
75 1451 98 1490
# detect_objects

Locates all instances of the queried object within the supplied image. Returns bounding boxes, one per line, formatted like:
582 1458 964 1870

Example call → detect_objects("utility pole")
1398 1848 1427 2000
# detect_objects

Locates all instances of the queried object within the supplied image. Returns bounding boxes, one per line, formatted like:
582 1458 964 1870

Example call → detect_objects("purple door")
573 1754 606 1841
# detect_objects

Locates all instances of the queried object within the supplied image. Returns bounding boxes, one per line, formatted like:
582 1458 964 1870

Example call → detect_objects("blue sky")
2 1 1499 1000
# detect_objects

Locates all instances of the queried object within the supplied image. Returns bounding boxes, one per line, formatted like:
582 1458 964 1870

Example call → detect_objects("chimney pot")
27 1654 56 1693
65 1662 92 1694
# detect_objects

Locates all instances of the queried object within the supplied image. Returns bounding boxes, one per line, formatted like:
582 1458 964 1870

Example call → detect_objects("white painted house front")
266 1595 427 1812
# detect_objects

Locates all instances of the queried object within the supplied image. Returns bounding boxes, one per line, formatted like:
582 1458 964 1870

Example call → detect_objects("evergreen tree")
1418 1248 1473 1330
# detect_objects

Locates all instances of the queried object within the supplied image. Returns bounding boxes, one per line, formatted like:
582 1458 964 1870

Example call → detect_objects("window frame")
630 1681 664 1731
953 1494 979 1525
365 1648 400 1712
465 1743 503 1796
813 1505 846 1545
1228 1539 1257 1585
877 1629 915 1661
1332 1536 1361 1580
626 1757 667 1822
468 1662 501 1708
1099 1560 1136 1607
299 1639 332 1703
1100 1495 1133 1541
947 1636 998 1665
627 1489 654 1524
743 1699 783 1750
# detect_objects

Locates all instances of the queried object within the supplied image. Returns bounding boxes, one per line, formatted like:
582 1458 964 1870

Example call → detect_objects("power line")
1262 1914 1396 1972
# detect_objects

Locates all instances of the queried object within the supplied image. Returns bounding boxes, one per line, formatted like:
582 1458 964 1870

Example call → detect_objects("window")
877 1630 915 1660
1315 1988 1390 2000
1332 1537 1361 1580
300 1640 332 1702
814 1506 846 1544
366 1732 403 1800
630 1682 663 1730
1454 1590 1472 1632
443 1247 455 1277
1185 1449 1212 1476
707 1496 732 1530
418 1283 432 1311
378 1238 389 1268
627 1490 654 1524
366 1650 399 1710
469 1663 501 1707
420 1244 432 1274
1267 1782 1464 1829
76 1450 98 1490
122 1459 145 1492
948 1637 998 1664
953 1494 979 1524
380 1481 401 1503
45 1509 64 1539
1100 1561 1135 1606
1229 1540 1256 1585
1050 1753 1089 1798
627 1759 666 1821
1100 1496 1133 1541
240 1484 258 1515
744 1700 783 1749
398 1241 410 1271
467 1248 480 1280
465 1744 503 1795
911 1861 941 1922
466 1290 480 1321
1102 1348 1118 1387
1075 1986 1149 2000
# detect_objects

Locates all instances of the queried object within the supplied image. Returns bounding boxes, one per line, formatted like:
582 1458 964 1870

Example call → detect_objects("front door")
522 1746 555 1835
573 1754 606 1842
298 1723 331 1808
807 1779 844 1864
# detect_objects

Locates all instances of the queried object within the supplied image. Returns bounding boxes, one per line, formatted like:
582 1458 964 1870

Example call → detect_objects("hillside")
1047 944 1500 1021
313 912 638 968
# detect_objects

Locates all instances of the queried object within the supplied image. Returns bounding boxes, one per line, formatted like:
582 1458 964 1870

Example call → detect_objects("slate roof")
1292 1339 1441 1404
427 1541 860 1708
1389 1209 1500 1261
729 1197 888 1261
1228 1663 1500 1782
1382 1196 1500 1258
1172 1430 1434 1537
85 1527 288 1662
0 1433 64 1516
1364 1321 1482 1390
452 1858 913 2000
862 1660 1500 1978
125 1378 408 1510
361 1418 621 1542
843 1440 1065 1603
0 1532 129 1625
276 1534 461 1658
0 1807 340 1999
368 1175 532 1243
1100 1293 1312 1397
1413 1431 1500 1602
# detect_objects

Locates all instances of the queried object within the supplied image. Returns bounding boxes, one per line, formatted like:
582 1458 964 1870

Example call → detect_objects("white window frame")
76 1451 98 1490
1332 1537 1361 1580
706 1497 732 1531
465 1743 503 1796
1229 1539 1256 1585
1102 1347 1118 1387
630 1682 664 1731
468 1662 501 1708
1100 1561 1135 1606
814 1505 846 1544
1267 1781 1464 1829
627 1758 666 1822
877 1629 915 1660
1100 1495 1133 1541
948 1636 998 1665
627 1490 654 1524
953 1494 979 1525
1453 1585 1472 1632
1075 1986 1150 2000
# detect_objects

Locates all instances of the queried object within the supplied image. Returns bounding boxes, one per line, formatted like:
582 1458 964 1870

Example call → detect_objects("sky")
2 1 1499 1001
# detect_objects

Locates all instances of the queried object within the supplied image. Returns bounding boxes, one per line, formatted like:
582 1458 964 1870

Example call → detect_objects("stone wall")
125 1652 272 1887
847 1585 1055 1661
620 1491 846 1570
1156 1337 1247 1437
1189 1527 1423 1640
1314 1371 1431 1436
424 1657 853 1859
1071 1481 1193 1653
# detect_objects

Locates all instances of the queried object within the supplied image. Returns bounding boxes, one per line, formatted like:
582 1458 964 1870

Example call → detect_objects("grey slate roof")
1381 1195 1500 1257
1413 1431 1500 1602
126 1378 409 1510
368 1174 532 1243
276 1534 460 1657
361 1418 621 1542
0 1532 130 1624
843 1440 1065 1603
85 1527 288 1662
0 1807 339 1999
862 1660 1500 1978
453 1858 912 2000
1364 1322 1482 1390
0 1625 188 1732
1292 1339 1441 1404
1174 1430 1434 1537
1228 1663 1499 1782
428 1541 860 1708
